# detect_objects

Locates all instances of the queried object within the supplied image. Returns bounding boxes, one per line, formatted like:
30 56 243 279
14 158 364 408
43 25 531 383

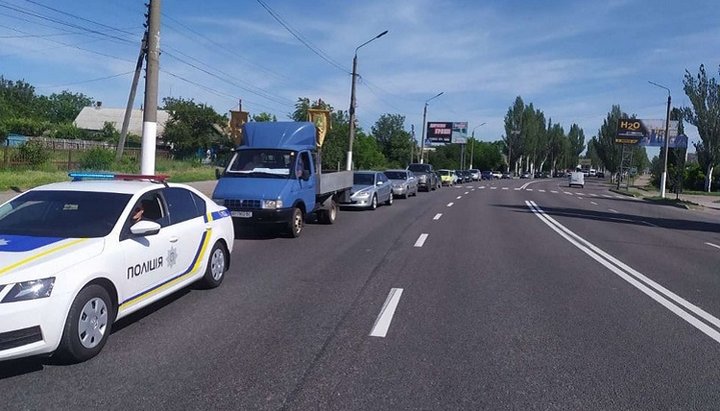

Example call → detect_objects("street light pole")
470 122 486 169
649 81 672 198
419 92 444 164
346 30 388 171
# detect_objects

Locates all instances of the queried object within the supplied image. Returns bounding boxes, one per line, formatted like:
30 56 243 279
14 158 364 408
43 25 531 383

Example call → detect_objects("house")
73 104 170 137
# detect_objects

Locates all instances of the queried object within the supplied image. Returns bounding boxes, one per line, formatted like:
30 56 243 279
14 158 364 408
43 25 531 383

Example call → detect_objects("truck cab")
212 122 352 238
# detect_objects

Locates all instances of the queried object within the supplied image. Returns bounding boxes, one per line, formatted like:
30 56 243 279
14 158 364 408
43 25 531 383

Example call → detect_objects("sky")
1 0 719 156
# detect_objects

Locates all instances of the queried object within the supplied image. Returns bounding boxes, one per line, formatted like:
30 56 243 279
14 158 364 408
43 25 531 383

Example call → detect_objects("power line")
20 0 139 36
162 13 289 83
255 0 349 74
36 71 134 89
162 49 295 107
0 2 136 45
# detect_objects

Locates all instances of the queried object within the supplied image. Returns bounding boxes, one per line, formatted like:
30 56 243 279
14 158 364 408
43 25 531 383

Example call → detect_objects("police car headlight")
262 199 283 209
2 277 55 303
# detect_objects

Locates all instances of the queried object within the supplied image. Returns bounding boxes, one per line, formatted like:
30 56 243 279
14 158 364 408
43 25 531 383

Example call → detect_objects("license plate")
231 211 252 218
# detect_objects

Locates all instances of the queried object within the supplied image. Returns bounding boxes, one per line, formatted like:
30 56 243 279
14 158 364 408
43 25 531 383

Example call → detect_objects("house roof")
74 107 170 136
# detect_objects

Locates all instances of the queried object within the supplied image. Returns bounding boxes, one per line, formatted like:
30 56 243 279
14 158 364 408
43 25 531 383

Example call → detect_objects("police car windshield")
0 190 132 238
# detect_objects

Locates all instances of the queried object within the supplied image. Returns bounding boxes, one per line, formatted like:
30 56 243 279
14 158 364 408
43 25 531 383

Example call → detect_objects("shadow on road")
497 203 720 235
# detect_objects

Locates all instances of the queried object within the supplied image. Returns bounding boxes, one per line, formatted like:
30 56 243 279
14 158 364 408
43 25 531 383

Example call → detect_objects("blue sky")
1 0 718 156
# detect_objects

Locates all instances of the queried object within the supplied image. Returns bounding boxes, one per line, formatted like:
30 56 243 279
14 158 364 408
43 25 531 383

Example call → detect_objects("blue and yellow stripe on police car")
119 228 213 312
0 238 87 278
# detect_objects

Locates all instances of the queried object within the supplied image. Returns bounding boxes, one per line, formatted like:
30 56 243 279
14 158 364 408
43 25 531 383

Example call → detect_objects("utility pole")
141 0 161 175
419 92 443 164
116 31 147 161
649 81 672 198
470 122 486 170
410 124 415 165
346 30 388 171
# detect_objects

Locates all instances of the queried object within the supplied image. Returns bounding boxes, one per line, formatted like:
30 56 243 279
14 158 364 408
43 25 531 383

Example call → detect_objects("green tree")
162 97 229 158
567 123 585 168
681 64 720 192
503 96 524 173
354 132 386 169
593 105 629 174
371 114 412 168
252 112 277 122
38 91 93 124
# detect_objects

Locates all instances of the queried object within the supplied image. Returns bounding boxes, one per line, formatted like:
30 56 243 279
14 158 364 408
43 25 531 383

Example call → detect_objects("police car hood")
0 235 104 283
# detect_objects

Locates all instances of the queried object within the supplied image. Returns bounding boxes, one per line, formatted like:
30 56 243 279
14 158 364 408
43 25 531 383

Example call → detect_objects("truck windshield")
227 149 294 178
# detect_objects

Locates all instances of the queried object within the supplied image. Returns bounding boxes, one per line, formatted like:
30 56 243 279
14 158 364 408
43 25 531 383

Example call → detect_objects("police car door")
120 191 174 308
160 187 209 282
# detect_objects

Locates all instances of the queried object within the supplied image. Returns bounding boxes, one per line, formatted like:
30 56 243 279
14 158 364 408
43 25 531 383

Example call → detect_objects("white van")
569 171 585 188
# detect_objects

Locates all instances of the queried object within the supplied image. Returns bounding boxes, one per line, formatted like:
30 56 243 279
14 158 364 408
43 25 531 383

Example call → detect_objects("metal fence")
1 138 171 170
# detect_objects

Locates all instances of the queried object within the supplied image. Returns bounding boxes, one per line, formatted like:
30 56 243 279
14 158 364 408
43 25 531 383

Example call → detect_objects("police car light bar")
69 172 170 182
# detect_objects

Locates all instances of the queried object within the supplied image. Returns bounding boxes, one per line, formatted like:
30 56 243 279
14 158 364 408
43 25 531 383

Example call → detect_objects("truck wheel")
288 207 304 237
318 200 337 224
56 284 114 363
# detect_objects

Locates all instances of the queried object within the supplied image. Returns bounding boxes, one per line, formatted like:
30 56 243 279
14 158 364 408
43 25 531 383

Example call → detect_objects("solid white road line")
456 196 462 199
433 213 442 220
447 202 454 207
414 233 429 247
591 201 598 205
369 288 404 338
526 200 720 345
608 209 619 213
705 242 720 250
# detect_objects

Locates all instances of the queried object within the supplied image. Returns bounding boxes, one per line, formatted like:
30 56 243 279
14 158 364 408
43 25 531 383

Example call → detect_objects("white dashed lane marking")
414 233 429 247
433 213 442 220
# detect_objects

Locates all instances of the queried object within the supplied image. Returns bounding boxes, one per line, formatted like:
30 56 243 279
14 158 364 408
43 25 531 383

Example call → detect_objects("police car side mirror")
130 220 161 236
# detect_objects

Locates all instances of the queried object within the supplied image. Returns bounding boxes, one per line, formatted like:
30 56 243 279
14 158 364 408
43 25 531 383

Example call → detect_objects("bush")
49 123 90 140
78 147 115 170
3 118 51 136
13 140 51 167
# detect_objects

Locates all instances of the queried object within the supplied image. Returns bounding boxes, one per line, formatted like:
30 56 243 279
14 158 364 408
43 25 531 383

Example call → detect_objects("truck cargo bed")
317 170 353 195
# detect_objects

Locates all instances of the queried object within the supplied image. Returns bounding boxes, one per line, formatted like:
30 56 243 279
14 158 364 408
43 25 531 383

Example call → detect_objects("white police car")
0 173 234 362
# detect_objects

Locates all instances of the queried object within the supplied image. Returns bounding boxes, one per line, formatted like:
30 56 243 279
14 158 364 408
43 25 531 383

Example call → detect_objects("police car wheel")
200 242 226 289
57 284 114 363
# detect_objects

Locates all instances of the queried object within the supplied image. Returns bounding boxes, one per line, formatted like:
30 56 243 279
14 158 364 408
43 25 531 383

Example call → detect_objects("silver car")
342 171 394 209
384 169 418 199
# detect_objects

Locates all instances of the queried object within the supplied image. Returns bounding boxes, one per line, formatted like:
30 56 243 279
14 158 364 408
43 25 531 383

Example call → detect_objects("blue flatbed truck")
212 122 353 237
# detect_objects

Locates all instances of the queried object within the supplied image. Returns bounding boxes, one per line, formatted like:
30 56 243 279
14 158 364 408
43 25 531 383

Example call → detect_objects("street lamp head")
376 30 389 39
648 80 671 96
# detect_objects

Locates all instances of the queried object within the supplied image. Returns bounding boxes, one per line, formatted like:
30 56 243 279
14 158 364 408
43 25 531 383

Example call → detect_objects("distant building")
73 103 170 138
5 134 29 147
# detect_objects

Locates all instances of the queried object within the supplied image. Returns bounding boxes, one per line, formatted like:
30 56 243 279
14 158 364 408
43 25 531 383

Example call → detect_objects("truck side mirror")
215 168 222 180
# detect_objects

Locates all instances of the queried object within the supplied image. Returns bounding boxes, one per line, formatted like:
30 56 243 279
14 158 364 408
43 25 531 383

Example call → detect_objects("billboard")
426 121 467 144
615 119 687 147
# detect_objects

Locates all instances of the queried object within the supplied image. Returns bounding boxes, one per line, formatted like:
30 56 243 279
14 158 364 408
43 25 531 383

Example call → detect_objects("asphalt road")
3 177 720 410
